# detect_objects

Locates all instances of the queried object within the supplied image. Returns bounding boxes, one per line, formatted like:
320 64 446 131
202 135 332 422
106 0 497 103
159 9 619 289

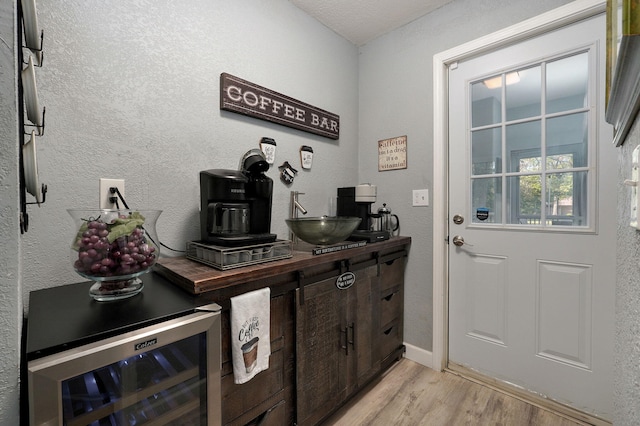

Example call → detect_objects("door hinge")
445 235 450 244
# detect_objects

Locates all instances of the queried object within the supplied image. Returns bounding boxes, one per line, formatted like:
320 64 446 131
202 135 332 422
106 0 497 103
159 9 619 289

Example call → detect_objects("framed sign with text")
378 136 407 171
220 73 340 140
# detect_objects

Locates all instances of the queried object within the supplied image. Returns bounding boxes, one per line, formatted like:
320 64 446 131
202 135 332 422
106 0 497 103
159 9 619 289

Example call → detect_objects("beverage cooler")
25 274 222 426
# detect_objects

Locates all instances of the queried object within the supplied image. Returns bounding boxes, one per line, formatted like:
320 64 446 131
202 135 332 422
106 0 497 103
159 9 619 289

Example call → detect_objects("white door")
448 13 615 421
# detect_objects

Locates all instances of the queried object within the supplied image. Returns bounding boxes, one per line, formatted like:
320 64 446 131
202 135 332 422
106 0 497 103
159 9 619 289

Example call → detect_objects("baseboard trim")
403 342 433 369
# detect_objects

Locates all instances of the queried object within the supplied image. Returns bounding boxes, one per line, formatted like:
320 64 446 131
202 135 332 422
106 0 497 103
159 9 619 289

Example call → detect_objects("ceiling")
290 0 455 46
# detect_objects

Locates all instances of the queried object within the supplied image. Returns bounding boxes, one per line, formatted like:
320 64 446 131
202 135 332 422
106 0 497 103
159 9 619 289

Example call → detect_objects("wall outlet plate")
99 178 125 209
413 189 429 207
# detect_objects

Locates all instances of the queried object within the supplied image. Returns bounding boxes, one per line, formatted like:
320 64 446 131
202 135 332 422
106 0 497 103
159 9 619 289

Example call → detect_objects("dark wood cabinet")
295 273 352 426
220 292 296 426
295 257 406 426
295 265 378 426
378 255 405 364
354 265 382 387
155 236 410 426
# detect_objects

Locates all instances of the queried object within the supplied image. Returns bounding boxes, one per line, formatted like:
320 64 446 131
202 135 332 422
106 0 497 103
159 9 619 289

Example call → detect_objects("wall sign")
278 161 298 185
336 272 355 290
220 73 340 140
378 135 407 171
300 145 313 169
259 137 277 164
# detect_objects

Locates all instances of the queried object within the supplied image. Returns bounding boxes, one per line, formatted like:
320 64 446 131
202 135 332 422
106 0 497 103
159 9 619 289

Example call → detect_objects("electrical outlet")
99 178 125 209
413 189 429 207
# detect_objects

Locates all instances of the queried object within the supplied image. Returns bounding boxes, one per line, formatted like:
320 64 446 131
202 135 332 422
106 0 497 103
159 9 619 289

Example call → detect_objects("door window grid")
469 50 592 229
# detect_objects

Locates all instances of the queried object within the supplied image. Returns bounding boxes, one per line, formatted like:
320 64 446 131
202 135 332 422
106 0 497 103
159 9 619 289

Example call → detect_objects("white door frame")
431 0 606 372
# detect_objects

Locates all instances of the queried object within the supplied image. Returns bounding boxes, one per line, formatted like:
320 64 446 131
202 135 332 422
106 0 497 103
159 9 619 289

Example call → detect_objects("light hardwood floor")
321 358 588 426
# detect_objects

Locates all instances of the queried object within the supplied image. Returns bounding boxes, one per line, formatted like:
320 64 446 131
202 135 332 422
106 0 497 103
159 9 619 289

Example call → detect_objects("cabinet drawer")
379 256 405 292
380 286 402 328
222 347 285 422
245 399 286 426
379 321 402 360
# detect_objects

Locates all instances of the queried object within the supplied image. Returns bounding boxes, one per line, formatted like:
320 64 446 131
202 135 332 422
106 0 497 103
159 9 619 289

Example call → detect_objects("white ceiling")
290 0 455 46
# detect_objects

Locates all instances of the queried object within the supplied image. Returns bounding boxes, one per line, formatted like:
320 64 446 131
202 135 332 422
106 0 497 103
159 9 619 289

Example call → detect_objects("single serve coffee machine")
337 184 389 243
200 149 277 247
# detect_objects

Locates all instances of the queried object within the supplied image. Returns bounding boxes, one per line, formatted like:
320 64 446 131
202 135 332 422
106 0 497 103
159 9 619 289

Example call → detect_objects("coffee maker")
337 185 389 243
200 150 277 247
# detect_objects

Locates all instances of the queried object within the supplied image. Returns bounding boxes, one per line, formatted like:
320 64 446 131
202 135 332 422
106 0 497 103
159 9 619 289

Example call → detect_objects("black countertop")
25 272 198 361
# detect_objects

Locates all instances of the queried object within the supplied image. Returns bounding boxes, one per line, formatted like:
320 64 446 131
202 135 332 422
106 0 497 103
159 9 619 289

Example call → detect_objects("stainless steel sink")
285 216 361 246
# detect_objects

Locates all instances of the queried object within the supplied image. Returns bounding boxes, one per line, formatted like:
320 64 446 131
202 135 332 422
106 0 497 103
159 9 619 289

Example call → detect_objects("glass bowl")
68 209 162 301
285 216 361 246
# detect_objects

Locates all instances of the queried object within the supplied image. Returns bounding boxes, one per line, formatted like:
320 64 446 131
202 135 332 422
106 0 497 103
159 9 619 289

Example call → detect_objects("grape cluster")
73 217 157 279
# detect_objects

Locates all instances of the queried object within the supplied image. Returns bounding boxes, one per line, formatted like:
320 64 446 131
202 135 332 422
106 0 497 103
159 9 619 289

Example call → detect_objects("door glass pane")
506 66 541 121
472 79 502 127
507 175 541 224
467 49 591 230
546 152 574 170
518 155 542 173
546 171 588 226
472 127 501 175
471 177 502 224
506 120 541 172
546 112 588 168
546 52 588 114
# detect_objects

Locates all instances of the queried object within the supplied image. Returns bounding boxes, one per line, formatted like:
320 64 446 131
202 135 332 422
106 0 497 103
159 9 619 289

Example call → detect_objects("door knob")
452 235 465 246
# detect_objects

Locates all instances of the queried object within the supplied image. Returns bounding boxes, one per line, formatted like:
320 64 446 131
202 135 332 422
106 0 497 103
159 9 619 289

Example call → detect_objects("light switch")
624 146 640 229
413 189 429 206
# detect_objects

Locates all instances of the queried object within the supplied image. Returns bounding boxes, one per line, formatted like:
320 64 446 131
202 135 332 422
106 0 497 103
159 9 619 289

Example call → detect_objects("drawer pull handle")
383 326 394 335
348 322 355 350
341 326 349 355
341 324 355 355
383 293 395 302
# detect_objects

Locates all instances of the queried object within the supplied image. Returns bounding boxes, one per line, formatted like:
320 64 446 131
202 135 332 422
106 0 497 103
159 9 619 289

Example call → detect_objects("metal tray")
186 240 292 270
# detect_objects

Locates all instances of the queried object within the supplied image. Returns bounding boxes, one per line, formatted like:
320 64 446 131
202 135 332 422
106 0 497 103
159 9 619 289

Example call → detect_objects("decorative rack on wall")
18 0 47 233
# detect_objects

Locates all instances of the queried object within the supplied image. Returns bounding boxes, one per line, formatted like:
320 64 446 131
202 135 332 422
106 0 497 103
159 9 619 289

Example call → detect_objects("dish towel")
230 287 271 384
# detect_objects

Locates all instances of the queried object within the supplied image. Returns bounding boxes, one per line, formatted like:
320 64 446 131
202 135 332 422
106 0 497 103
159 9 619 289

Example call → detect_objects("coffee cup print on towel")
241 337 259 373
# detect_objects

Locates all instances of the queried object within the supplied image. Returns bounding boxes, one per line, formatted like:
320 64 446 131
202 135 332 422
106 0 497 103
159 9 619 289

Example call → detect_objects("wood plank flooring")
321 358 588 426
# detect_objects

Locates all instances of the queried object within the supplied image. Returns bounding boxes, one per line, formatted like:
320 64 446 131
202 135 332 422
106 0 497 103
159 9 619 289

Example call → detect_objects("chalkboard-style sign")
220 73 340 140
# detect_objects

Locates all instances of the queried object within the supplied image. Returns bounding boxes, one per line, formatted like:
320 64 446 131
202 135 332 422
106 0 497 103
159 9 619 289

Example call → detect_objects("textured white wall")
4 0 357 422
615 119 640 425
4 0 640 424
21 0 359 297
0 2 21 425
357 0 573 351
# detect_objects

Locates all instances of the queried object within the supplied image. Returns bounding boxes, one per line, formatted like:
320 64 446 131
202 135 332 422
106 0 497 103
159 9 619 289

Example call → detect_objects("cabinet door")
353 265 379 388
221 295 289 425
295 278 349 426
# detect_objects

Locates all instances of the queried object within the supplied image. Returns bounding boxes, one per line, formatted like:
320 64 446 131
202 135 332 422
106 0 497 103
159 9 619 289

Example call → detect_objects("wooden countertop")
155 236 411 295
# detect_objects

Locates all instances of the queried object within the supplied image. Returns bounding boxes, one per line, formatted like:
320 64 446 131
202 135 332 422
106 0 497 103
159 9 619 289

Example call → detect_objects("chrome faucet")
290 191 308 218
290 191 308 241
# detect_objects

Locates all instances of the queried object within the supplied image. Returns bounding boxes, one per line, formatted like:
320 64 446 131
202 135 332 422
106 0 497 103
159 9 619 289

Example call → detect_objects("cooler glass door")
28 309 221 426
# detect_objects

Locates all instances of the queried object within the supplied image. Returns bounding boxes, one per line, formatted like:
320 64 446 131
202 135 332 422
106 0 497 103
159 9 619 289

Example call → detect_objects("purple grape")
73 216 157 279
